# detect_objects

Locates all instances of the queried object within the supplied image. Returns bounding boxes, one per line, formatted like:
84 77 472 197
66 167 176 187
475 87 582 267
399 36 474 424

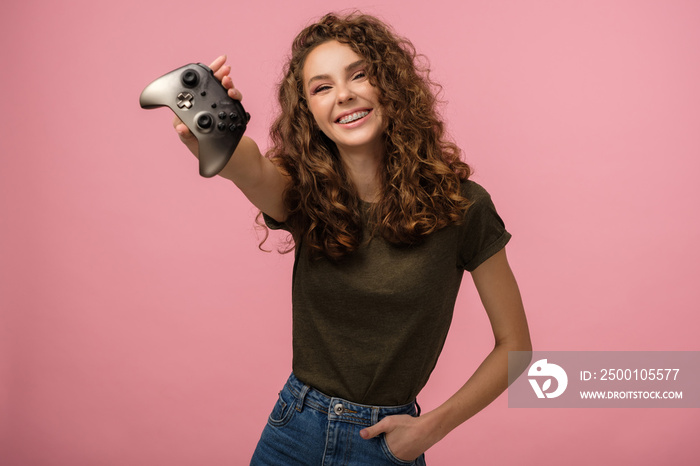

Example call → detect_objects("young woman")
174 12 531 465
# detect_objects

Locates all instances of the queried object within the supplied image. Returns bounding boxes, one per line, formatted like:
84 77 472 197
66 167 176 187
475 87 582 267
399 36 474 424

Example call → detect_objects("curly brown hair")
264 11 472 260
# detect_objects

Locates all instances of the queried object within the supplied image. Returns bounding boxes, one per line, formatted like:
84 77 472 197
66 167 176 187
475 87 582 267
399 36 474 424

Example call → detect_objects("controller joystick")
196 113 214 131
181 69 199 88
139 63 250 177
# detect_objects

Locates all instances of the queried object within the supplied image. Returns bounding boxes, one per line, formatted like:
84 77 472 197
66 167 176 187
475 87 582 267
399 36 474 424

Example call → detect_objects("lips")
335 109 372 124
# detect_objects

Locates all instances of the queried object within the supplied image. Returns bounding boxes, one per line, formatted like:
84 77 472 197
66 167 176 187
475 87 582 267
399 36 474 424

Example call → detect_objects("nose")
336 84 355 104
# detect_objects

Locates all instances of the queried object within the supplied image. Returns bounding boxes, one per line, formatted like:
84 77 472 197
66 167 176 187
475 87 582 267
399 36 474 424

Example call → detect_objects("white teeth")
338 110 369 124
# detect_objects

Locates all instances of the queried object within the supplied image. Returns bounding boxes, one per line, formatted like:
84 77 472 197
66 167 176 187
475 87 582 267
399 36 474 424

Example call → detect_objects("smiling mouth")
336 110 371 124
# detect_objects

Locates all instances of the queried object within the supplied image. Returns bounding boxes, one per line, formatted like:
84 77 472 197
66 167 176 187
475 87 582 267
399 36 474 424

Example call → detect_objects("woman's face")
302 40 384 158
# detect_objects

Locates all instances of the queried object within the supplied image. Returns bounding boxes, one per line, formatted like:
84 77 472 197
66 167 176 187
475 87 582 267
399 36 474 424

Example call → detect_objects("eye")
310 84 331 95
352 70 367 80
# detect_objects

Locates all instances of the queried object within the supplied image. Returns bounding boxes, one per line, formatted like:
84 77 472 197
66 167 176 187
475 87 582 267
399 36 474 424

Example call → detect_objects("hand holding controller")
140 62 250 177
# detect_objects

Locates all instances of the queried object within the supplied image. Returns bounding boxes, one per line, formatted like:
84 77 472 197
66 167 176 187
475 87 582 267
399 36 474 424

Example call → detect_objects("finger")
213 64 231 82
223 82 243 102
221 74 234 89
360 419 389 439
208 55 227 73
228 87 243 101
220 76 243 100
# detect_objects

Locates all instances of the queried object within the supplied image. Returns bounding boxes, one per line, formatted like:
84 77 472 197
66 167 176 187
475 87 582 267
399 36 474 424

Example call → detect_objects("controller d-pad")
177 92 194 109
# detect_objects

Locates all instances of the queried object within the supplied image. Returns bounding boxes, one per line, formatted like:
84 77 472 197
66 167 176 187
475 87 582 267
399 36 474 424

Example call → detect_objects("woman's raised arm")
173 55 289 222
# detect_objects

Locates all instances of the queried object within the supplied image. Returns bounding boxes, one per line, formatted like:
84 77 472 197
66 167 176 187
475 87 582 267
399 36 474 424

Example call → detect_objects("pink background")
1 0 699 464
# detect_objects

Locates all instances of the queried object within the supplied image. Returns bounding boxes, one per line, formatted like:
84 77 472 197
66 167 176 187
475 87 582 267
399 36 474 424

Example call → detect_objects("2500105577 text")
581 369 680 382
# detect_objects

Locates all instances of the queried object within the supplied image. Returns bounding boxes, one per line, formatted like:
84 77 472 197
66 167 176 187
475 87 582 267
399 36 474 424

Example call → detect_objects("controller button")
229 112 238 120
218 112 227 119
245 112 251 122
182 70 200 88
211 103 217 109
177 92 194 109
201 91 207 96
217 122 226 131
197 114 213 130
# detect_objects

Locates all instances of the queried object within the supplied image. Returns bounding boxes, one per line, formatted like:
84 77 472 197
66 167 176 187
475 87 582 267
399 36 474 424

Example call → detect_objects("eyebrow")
306 59 366 88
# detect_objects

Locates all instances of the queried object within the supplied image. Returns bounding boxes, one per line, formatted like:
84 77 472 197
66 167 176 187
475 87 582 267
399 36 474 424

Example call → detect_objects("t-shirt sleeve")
457 180 512 271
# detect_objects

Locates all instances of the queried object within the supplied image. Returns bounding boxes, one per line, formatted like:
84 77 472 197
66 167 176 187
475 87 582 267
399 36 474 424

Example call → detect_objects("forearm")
421 338 532 446
182 132 288 220
210 136 259 181
183 134 263 182
225 137 289 221
419 247 533 443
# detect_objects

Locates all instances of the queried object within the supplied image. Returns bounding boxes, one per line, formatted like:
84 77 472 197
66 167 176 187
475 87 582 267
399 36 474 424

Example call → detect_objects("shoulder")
455 180 511 271
460 179 495 206
457 179 508 232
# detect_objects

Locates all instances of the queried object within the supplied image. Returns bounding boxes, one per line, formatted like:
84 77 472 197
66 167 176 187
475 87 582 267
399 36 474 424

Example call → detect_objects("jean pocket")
267 388 296 427
380 434 416 465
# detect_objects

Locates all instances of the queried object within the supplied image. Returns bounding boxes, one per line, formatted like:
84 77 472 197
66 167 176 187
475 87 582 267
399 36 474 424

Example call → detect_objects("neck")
337 143 384 203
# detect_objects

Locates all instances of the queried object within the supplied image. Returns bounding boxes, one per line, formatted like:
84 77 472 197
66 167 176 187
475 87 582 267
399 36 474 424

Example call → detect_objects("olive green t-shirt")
264 180 511 406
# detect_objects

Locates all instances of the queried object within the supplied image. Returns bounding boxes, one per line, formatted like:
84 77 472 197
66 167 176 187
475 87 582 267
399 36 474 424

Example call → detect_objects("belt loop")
415 399 422 417
296 384 310 412
371 406 380 425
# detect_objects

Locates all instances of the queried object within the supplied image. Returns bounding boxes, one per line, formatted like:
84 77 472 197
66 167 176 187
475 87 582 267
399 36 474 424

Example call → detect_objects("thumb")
360 418 390 440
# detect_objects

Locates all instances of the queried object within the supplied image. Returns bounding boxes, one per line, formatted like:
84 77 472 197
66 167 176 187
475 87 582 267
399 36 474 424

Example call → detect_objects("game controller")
140 63 250 177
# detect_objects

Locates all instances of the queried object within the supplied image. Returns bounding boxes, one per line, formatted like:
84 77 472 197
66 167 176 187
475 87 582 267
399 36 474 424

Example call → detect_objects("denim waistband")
283 373 421 427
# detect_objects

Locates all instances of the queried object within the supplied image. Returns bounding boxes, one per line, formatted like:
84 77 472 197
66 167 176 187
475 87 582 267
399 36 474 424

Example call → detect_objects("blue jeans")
250 373 427 465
